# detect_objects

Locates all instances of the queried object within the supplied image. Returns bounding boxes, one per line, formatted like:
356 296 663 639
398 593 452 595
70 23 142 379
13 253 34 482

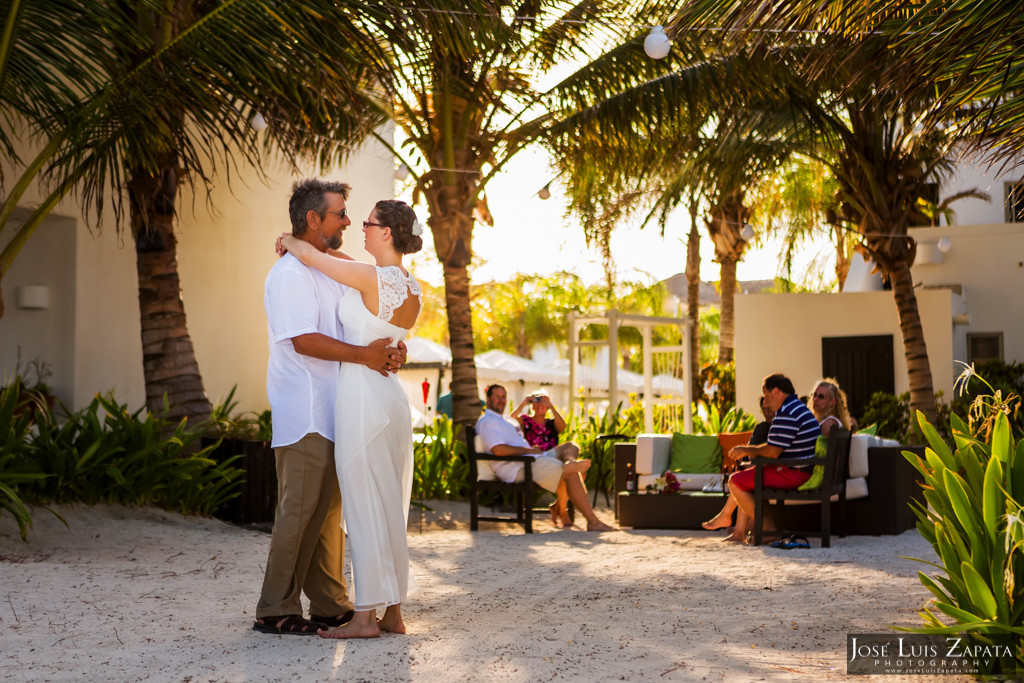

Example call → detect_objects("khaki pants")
256 433 353 618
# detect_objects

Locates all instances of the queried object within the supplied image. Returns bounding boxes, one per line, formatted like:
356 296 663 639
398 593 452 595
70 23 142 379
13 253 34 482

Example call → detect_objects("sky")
402 145 837 293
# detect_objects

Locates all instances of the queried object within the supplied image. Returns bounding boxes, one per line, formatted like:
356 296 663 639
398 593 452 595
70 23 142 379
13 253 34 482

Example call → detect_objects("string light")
537 182 552 200
644 26 671 59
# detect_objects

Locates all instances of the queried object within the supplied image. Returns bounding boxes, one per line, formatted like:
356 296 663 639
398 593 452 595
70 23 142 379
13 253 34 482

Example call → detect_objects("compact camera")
529 395 543 403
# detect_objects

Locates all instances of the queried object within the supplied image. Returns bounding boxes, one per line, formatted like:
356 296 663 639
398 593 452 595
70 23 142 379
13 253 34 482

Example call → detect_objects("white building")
735 156 1024 419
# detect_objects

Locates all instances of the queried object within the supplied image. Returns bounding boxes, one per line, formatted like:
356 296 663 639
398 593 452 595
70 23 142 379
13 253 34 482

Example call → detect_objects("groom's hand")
364 338 395 376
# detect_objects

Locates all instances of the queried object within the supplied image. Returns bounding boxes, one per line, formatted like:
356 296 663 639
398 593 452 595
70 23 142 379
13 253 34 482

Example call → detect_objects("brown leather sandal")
252 614 319 636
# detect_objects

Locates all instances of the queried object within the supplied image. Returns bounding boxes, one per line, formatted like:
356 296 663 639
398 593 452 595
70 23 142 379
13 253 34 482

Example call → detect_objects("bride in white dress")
279 199 422 639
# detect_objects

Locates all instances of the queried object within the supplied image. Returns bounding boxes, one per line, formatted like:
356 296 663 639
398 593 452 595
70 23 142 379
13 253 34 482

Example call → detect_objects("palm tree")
1 0 386 420
547 47 791 366
349 1 676 425
680 0 1024 163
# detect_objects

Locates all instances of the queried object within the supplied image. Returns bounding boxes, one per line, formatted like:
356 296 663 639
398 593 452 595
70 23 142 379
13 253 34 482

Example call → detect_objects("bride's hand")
275 232 290 256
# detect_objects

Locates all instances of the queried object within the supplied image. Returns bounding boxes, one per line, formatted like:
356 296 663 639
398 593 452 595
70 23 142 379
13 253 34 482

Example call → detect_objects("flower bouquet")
645 470 682 495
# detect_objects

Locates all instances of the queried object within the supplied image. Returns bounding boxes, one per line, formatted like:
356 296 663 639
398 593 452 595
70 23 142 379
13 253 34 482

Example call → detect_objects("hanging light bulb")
250 112 268 132
644 26 671 59
740 224 755 241
395 163 410 181
937 236 952 253
538 183 551 200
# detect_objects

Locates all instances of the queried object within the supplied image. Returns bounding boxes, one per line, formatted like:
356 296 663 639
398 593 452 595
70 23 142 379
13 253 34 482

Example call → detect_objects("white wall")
911 222 1024 366
1 126 396 414
734 290 955 417
0 212 78 403
938 151 1024 226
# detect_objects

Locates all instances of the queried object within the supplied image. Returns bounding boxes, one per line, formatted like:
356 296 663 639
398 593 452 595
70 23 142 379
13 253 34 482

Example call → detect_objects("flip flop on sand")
252 615 320 636
769 535 811 550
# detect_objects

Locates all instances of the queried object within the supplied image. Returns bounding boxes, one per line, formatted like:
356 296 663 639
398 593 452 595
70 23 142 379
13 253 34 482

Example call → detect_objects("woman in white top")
279 199 422 639
809 378 852 435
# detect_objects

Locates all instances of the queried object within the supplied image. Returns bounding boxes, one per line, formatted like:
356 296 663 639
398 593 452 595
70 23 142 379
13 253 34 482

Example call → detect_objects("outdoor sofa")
614 432 925 535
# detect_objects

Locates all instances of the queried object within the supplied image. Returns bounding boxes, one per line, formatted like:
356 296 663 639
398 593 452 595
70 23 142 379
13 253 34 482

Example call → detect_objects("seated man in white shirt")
475 384 615 531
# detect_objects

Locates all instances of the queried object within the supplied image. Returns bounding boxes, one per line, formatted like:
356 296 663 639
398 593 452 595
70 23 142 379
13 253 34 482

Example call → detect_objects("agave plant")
903 387 1024 674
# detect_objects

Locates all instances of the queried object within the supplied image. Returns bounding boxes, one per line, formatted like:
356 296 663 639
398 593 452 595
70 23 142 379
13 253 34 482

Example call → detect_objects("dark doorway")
822 335 895 420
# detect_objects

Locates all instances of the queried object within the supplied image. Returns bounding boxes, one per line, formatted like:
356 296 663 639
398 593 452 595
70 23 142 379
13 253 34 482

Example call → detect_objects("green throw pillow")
669 433 723 474
796 435 829 490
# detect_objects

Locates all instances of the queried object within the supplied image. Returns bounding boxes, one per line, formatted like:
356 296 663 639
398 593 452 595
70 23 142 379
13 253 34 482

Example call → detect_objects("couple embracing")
253 179 422 639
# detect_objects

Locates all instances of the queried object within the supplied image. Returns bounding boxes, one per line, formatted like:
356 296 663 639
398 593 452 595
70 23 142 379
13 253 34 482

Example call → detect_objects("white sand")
0 502 969 682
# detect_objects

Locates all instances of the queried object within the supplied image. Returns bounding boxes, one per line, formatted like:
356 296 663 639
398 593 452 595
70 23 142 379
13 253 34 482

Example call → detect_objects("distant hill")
662 274 777 306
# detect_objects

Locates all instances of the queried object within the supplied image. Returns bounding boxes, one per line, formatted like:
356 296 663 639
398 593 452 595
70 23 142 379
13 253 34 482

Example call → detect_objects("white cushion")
848 434 875 479
845 477 869 500
677 473 722 491
635 434 671 475
474 435 497 481
878 438 900 448
637 474 660 490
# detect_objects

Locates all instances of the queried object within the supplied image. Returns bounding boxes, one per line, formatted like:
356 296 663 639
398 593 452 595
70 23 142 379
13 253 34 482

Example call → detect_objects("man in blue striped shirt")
703 373 820 542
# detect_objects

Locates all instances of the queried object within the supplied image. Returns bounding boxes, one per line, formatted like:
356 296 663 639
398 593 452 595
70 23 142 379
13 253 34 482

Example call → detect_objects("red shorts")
729 465 811 491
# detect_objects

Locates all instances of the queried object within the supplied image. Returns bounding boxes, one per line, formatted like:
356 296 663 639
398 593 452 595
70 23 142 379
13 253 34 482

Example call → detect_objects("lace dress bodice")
337 265 420 347
376 265 421 324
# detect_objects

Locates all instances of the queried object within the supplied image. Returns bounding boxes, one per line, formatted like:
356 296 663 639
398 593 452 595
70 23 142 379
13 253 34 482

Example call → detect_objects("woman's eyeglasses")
363 220 386 229
813 392 829 400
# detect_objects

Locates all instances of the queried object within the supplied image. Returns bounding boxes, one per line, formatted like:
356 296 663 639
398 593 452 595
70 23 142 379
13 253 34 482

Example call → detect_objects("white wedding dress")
334 265 421 611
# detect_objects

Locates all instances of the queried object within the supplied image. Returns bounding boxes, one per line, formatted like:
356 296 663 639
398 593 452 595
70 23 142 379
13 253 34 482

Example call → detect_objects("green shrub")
0 379 50 539
3 391 243 537
206 386 273 440
860 390 952 444
412 415 468 500
904 371 1024 676
691 401 755 435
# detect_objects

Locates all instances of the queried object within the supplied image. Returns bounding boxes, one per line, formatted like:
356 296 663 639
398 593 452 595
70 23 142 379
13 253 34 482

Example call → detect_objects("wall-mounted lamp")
250 112 268 132
740 223 755 241
537 183 551 200
16 285 49 310
644 26 671 59
937 236 952 253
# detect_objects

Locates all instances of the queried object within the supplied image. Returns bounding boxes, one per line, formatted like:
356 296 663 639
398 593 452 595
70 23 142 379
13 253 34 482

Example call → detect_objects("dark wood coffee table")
617 491 729 530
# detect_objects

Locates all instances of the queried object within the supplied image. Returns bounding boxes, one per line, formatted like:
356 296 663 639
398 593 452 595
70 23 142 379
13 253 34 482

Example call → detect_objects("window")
1006 180 1024 223
967 333 1004 364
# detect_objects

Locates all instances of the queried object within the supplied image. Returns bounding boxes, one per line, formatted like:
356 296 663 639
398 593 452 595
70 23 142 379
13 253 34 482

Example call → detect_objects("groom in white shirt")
254 179 406 636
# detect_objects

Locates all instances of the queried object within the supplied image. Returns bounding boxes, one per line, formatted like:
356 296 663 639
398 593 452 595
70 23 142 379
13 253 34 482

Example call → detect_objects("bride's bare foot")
563 459 591 475
318 622 380 639
587 519 616 532
701 515 732 531
378 616 406 634
721 532 746 543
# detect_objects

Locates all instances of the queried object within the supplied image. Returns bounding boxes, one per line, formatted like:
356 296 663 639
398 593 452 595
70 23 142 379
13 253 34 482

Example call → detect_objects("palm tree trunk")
129 165 211 423
685 198 701 399
889 258 936 421
717 258 737 364
443 264 480 425
425 178 480 426
833 224 851 289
